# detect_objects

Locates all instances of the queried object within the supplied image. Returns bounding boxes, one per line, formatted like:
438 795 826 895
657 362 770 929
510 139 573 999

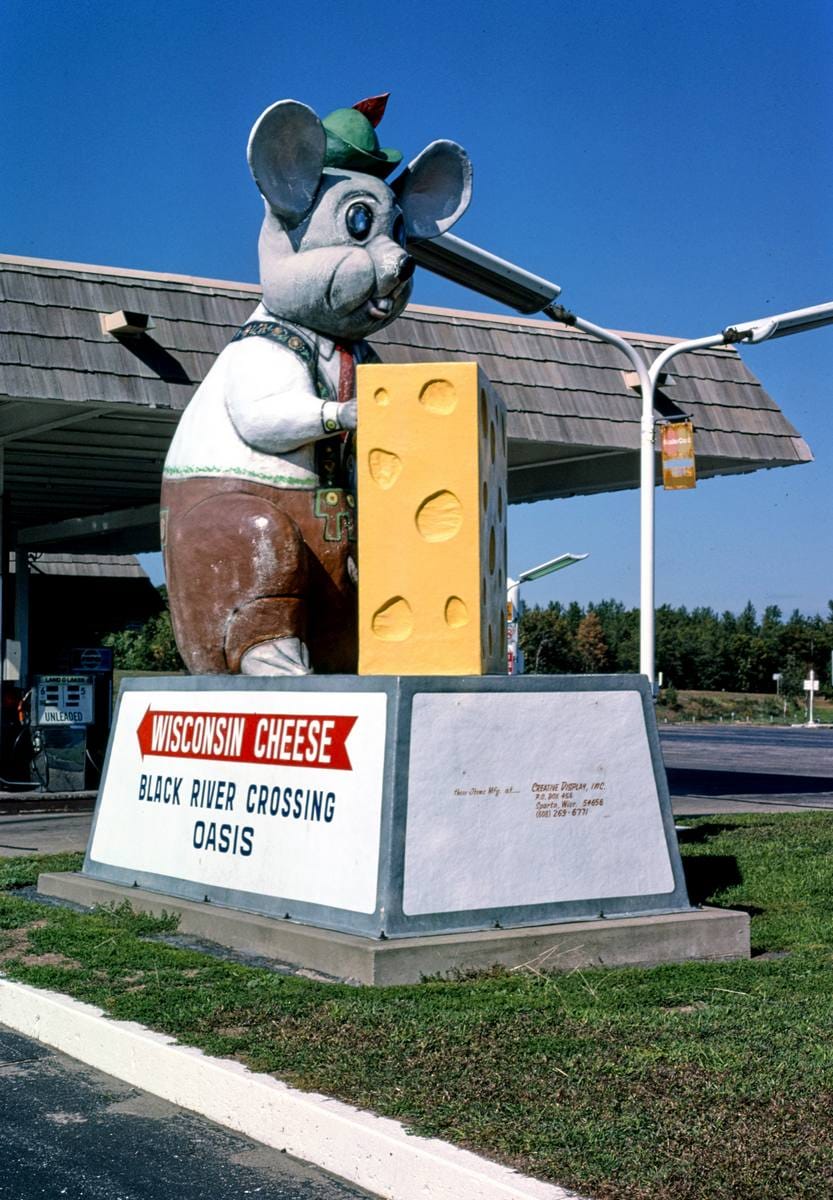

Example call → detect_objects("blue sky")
3 0 831 616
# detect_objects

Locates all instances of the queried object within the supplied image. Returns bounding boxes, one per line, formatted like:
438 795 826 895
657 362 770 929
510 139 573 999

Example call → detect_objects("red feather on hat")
352 93 390 128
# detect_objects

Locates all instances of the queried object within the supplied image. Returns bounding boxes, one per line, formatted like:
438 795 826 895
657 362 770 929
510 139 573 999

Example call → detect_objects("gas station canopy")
0 252 812 556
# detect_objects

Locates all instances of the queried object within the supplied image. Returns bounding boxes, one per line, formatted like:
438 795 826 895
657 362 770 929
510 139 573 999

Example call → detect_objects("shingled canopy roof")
0 253 812 554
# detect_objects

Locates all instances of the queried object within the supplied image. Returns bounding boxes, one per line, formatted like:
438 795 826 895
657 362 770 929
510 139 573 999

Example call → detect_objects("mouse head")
247 97 472 342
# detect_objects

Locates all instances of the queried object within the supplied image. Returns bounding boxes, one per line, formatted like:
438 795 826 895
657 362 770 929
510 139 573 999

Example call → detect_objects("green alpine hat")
322 105 402 179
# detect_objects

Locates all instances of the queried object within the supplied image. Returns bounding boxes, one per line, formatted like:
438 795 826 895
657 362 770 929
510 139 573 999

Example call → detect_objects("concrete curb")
0 791 96 815
0 977 585 1200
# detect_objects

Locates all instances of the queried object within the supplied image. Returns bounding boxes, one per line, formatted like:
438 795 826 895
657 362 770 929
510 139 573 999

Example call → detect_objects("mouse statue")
161 94 471 676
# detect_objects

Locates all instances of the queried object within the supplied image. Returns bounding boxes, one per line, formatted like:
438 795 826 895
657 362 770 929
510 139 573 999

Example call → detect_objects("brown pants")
161 476 357 675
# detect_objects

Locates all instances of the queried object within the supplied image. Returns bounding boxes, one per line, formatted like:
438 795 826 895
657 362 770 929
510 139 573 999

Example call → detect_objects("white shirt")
163 305 352 490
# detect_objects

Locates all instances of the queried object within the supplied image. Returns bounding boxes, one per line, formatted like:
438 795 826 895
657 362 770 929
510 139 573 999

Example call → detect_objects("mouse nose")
398 254 415 282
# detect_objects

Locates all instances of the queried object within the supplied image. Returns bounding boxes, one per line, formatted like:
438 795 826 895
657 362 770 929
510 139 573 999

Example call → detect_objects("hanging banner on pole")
660 421 696 490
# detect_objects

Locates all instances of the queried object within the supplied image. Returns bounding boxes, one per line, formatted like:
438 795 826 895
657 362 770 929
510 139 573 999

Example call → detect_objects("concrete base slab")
38 872 750 985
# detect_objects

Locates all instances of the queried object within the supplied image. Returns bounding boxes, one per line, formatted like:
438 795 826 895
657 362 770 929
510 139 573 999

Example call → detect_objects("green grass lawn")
2 815 832 1200
655 688 833 724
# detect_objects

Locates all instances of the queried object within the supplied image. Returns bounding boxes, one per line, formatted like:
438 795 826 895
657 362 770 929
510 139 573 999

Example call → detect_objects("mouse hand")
337 399 358 430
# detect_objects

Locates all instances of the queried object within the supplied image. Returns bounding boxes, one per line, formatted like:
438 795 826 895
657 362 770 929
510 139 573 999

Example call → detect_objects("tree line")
104 587 833 698
520 599 833 696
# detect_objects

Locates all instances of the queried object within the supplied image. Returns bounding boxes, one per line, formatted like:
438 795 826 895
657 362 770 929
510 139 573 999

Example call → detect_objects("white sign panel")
90 689 388 914
403 691 674 915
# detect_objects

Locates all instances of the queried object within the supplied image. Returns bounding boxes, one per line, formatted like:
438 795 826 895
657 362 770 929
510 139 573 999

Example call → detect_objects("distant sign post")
804 670 820 727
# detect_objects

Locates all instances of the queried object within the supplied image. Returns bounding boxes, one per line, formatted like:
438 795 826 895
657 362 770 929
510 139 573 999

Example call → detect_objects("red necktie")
337 345 354 407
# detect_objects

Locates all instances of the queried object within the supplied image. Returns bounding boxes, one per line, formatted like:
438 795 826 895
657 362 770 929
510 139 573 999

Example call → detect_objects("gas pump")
53 646 114 778
30 674 96 791
10 646 114 792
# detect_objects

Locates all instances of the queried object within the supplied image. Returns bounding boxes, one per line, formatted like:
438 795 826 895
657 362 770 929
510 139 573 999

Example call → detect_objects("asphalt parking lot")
0 811 95 858
0 1024 375 1200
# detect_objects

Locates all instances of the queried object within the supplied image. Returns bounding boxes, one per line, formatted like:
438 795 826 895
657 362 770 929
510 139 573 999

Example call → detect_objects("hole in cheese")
371 596 414 641
444 596 469 628
368 448 402 490
415 490 463 542
419 379 457 414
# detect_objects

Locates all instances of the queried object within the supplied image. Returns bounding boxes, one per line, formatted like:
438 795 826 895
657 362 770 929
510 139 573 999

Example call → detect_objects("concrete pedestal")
56 672 750 980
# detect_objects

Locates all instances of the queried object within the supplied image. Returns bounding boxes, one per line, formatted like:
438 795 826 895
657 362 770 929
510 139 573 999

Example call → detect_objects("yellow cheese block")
357 361 508 675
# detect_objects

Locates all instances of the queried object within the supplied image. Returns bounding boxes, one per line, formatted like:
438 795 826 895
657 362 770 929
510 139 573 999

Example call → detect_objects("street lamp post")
540 307 658 683
534 639 553 675
507 553 588 675
543 301 833 689
410 232 833 691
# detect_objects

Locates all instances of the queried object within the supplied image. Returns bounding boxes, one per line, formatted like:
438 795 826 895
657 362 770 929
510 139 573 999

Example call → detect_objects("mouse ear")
392 140 473 240
247 100 326 225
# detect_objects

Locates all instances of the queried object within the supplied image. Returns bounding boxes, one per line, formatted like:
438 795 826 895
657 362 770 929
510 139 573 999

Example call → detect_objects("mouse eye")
392 214 407 248
346 202 373 241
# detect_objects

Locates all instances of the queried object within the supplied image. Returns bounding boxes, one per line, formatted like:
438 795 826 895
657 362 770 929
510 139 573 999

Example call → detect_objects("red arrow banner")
136 708 357 771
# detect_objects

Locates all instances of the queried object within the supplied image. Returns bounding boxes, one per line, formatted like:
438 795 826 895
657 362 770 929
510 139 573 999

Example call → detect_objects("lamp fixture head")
723 301 833 345
408 231 560 314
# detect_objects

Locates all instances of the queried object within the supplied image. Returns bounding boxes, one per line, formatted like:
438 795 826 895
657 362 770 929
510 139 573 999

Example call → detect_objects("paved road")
660 724 833 813
659 724 833 775
0 1024 375 1200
